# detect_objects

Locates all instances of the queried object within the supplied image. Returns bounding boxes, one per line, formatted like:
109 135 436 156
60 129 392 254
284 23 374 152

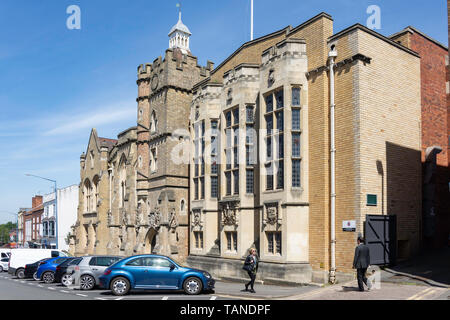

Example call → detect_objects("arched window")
150 148 157 172
119 157 127 208
150 111 157 133
83 179 93 213
92 176 100 211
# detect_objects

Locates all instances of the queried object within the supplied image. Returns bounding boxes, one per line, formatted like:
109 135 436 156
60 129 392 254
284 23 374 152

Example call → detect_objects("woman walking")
243 248 259 293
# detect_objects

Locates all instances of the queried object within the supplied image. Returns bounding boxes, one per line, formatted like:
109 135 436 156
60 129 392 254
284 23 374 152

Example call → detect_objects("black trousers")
357 268 368 291
246 271 256 289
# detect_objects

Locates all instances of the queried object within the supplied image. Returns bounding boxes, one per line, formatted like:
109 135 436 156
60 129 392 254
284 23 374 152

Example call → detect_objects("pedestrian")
242 248 258 293
353 235 372 291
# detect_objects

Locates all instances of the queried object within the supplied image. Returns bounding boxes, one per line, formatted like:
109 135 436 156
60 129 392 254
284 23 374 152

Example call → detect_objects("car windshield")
168 258 185 268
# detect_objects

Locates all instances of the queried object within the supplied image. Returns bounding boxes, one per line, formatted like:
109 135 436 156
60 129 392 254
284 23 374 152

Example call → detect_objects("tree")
0 222 18 245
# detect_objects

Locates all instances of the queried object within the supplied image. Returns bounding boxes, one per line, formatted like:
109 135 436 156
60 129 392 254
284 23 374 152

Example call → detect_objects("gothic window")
246 169 254 194
193 120 205 200
265 89 284 191
84 179 93 213
150 111 157 134
292 87 301 106
93 175 100 211
90 151 94 169
180 200 185 213
291 97 302 188
225 231 237 252
224 106 239 196
150 148 157 173
267 231 282 255
194 231 203 249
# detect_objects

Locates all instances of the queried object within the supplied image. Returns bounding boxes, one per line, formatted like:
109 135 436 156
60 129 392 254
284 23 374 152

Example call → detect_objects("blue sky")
0 0 447 223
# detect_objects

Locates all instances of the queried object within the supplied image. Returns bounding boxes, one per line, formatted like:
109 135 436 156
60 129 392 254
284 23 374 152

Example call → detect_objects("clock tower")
134 11 214 262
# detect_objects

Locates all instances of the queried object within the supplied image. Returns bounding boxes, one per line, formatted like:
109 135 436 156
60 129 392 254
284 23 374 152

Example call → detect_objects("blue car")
36 257 71 284
99 255 215 296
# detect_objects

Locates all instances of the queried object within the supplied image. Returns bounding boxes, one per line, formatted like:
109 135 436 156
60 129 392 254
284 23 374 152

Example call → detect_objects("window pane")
211 176 218 198
246 106 254 123
292 87 300 106
265 115 273 135
292 133 301 157
246 170 254 194
200 177 205 199
276 90 284 109
266 137 272 159
292 159 301 187
267 233 274 254
278 134 284 159
275 232 282 254
276 110 284 131
233 147 239 168
277 160 284 189
226 172 232 195
265 94 273 113
233 108 239 125
226 112 232 127
194 178 199 200
233 170 239 195
153 258 171 268
292 109 301 130
266 167 273 191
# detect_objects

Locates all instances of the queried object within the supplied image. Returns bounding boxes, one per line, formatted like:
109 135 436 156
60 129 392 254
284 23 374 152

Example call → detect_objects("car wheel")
33 272 40 281
110 277 130 296
183 277 203 295
61 273 73 287
0 266 3 273
42 271 55 284
16 268 25 279
80 274 96 290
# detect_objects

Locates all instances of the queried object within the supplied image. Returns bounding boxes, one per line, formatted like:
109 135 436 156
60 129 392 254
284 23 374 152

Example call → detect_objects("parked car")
24 258 52 280
36 257 72 284
0 257 9 272
68 256 123 290
8 249 67 279
55 257 82 286
99 255 215 296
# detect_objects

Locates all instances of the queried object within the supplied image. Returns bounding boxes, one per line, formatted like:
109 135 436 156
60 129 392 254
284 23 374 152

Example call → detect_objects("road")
0 272 447 300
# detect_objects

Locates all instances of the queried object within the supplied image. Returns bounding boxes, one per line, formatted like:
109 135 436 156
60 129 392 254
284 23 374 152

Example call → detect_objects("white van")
0 249 11 259
8 249 67 278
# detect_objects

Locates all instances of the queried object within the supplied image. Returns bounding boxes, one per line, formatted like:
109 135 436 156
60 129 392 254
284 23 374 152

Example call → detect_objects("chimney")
32 196 43 209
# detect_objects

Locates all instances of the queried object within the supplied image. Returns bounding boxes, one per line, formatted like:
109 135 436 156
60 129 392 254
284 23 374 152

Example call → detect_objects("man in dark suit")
353 235 372 291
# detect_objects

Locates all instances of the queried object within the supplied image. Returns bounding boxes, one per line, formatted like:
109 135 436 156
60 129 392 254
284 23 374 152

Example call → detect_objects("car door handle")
92 268 98 271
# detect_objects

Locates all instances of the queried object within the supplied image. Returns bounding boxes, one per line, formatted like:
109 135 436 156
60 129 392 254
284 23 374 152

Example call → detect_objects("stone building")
70 10 447 284
186 13 424 283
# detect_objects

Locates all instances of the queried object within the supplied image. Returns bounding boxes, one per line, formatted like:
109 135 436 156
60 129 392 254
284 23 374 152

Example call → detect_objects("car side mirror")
170 264 176 271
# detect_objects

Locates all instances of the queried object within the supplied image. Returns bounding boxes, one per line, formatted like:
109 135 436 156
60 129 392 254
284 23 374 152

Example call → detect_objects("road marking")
95 297 106 300
115 297 124 300
417 289 437 300
28 283 34 285
210 296 217 300
76 294 88 297
214 294 262 301
60 290 69 294
37 285 43 288
407 288 432 300
48 287 56 290
162 296 169 300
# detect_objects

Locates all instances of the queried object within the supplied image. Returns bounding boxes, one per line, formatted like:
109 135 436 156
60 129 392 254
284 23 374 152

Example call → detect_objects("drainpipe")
328 45 337 284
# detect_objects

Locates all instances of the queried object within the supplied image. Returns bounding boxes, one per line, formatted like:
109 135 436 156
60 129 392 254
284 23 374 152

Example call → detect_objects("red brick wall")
409 30 450 247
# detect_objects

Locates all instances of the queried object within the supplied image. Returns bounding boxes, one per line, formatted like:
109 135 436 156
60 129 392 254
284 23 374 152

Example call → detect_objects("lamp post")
25 174 58 249
0 211 18 247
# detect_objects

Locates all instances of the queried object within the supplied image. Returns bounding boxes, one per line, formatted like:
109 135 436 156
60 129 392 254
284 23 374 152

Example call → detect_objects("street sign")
342 220 356 232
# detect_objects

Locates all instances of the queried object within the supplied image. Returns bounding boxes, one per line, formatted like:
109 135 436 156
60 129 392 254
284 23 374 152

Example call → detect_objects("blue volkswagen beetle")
99 255 215 296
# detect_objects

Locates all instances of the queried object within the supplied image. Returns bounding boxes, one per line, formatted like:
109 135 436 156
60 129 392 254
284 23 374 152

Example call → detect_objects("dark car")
24 258 51 280
55 257 82 286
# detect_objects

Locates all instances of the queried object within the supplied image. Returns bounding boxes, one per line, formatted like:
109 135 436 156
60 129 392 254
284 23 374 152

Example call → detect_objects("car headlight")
202 272 211 279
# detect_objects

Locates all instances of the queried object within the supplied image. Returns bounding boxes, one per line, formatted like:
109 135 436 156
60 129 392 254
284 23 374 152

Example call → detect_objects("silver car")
66 256 123 290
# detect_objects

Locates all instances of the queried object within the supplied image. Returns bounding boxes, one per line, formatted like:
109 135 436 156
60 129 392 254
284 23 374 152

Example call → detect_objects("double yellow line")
406 287 438 300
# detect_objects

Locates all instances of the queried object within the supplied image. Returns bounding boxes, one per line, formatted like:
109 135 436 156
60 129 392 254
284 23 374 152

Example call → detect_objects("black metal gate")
364 215 397 266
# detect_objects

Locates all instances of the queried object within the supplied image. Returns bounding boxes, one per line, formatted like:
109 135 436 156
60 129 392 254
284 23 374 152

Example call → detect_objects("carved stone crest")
148 207 161 229
191 210 202 229
220 202 239 226
263 203 281 228
268 69 275 86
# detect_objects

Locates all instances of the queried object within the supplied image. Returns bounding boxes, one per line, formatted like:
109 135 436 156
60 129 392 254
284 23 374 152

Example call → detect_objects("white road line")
48 287 56 290
210 296 217 300
28 283 34 285
95 297 106 300
407 287 432 300
115 297 124 300
38 285 43 288
76 294 88 297
60 290 69 294
162 296 169 300
417 289 437 300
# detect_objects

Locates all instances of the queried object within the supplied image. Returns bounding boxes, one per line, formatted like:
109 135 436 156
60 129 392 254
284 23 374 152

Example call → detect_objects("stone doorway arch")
144 228 158 254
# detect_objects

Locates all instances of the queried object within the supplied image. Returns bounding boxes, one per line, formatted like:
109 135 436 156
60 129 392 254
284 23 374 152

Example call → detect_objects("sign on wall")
342 220 356 232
